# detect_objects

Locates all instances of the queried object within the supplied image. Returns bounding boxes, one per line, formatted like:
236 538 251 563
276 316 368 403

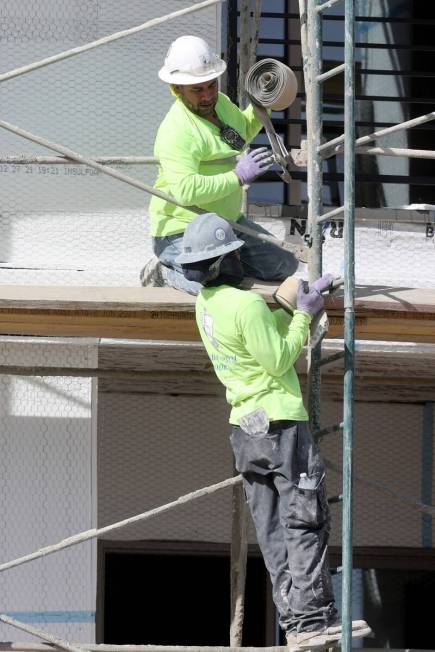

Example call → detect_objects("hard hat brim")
158 59 226 85
176 237 244 265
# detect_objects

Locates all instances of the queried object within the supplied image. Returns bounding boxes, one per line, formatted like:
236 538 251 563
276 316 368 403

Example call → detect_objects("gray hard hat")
176 213 244 264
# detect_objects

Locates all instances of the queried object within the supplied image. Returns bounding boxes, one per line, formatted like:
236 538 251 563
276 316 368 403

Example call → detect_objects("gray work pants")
152 215 298 296
230 420 337 635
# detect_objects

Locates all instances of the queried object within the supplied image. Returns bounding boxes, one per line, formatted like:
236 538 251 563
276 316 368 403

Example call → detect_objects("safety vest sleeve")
237 298 311 377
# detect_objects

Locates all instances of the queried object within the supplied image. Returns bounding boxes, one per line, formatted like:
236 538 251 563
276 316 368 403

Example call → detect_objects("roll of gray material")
244 59 298 184
245 58 298 111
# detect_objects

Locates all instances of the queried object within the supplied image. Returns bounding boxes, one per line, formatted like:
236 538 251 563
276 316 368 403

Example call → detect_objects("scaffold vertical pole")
301 0 356 645
342 1 355 650
306 0 324 433
230 3 263 643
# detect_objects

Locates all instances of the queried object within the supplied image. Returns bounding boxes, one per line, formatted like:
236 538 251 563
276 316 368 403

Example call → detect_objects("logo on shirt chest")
200 309 219 350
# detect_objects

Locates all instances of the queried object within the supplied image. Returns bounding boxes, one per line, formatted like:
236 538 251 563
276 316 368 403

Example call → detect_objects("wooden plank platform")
1 336 434 402
0 283 434 343
96 339 435 403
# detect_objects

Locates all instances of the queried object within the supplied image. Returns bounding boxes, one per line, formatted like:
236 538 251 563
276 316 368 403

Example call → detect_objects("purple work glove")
310 273 334 294
234 147 274 185
296 280 324 317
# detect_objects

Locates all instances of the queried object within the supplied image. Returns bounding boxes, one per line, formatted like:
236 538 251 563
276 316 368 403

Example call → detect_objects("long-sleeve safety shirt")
149 92 263 237
195 284 310 425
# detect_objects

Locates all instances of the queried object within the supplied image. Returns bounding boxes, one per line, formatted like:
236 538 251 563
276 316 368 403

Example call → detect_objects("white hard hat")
159 35 227 85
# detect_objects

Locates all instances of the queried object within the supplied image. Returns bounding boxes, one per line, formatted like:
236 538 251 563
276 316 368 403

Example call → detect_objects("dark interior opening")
410 3 435 203
404 570 435 648
103 550 269 646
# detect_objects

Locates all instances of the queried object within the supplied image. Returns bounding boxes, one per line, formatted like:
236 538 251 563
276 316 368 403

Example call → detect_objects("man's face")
174 79 219 118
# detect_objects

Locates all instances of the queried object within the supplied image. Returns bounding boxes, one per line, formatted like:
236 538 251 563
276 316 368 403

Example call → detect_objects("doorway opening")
99 543 271 646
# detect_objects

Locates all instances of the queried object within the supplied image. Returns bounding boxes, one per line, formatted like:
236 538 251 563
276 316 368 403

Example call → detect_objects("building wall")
0 340 431 645
0 0 222 287
97 388 434 549
0 337 98 643
3 2 434 290
0 2 224 642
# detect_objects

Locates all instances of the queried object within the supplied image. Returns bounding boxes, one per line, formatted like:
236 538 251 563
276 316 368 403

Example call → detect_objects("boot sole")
288 625 372 651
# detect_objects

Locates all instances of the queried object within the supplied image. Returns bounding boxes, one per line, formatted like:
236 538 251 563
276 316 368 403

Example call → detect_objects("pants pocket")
290 479 328 529
230 427 282 475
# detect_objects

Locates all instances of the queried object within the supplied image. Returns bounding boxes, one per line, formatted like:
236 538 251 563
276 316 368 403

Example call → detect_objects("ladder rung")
314 422 344 439
319 351 345 367
317 205 344 224
328 494 343 505
317 63 345 83
316 0 343 12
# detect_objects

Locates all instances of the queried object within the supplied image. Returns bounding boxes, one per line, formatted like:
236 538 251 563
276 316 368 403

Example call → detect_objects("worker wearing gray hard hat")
141 35 299 295
177 213 371 650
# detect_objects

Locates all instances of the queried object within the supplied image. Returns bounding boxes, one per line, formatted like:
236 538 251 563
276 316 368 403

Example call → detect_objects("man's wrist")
233 171 243 186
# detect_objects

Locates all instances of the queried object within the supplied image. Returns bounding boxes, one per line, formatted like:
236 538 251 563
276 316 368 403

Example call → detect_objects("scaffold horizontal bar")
316 0 342 11
317 63 345 83
319 351 345 367
314 422 344 439
317 205 344 224
5 148 431 165
328 494 343 504
0 0 223 83
0 155 236 165
0 644 289 652
0 616 84 652
356 146 435 160
0 476 242 574
325 457 435 517
319 110 435 156
1 155 159 165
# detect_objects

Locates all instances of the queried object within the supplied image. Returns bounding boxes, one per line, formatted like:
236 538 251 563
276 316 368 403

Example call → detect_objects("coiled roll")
245 58 298 111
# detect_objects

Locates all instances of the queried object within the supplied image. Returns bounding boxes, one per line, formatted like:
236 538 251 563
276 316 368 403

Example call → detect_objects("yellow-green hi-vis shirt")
195 285 311 426
149 92 263 237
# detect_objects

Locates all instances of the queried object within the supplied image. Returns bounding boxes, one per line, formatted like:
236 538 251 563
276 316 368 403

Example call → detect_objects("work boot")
287 619 371 650
140 256 164 287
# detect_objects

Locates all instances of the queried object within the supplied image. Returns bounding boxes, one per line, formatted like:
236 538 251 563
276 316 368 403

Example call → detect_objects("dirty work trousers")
230 420 337 635
152 215 299 296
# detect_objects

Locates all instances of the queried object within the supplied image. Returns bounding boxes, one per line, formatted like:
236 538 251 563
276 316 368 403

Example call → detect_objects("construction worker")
176 212 371 649
142 35 298 294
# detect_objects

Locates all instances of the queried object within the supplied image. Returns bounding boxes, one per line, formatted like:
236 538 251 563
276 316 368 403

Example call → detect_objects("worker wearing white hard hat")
157 34 227 85
142 35 298 295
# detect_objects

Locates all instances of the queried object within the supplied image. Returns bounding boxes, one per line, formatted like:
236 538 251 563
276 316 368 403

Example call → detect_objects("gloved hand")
310 273 334 294
234 147 274 186
296 280 324 317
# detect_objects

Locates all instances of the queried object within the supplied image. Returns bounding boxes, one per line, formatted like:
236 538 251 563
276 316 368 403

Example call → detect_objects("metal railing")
299 2 435 650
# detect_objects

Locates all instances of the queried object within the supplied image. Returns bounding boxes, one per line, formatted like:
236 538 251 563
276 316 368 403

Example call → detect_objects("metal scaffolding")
299 3 356 649
2 1 435 651
299 2 435 650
